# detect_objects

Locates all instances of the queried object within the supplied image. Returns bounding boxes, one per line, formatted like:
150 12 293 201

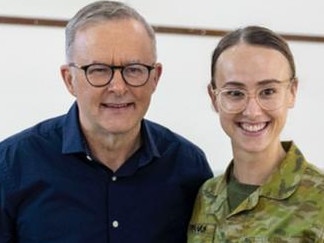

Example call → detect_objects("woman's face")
209 43 297 154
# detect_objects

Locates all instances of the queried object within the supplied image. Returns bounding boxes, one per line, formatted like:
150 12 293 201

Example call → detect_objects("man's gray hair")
65 0 156 61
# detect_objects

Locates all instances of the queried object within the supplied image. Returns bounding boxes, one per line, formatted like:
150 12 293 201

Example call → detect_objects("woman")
188 26 324 242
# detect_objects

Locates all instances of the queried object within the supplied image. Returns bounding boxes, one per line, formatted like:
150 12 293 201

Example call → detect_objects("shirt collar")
61 102 161 167
62 102 85 154
138 119 161 166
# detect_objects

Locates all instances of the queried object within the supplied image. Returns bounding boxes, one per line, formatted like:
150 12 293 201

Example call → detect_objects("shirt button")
112 176 117 181
86 155 92 161
112 220 119 228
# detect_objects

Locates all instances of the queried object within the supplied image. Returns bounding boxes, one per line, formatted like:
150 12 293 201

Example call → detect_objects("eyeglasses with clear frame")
69 63 156 87
213 79 295 114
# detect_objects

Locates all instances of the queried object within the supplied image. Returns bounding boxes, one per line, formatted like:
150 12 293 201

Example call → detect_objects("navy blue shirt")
0 103 213 243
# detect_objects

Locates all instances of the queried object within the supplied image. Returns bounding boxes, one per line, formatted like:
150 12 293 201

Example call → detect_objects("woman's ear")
207 83 219 112
288 78 298 108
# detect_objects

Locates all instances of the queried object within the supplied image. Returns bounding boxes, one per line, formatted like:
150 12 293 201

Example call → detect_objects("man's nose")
107 69 128 93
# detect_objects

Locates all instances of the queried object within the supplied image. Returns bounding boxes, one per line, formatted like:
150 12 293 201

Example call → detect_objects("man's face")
61 19 162 136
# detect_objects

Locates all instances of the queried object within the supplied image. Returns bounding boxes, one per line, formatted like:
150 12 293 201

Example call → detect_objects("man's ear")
207 83 219 112
60 64 76 97
151 63 162 91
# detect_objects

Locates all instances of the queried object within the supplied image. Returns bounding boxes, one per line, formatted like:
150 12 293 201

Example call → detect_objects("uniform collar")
206 141 307 216
259 141 306 200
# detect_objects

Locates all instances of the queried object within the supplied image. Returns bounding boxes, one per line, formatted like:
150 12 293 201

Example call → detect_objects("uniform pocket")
187 223 216 243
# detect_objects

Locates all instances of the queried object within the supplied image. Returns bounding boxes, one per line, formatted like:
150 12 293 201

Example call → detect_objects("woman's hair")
210 25 296 88
65 0 156 61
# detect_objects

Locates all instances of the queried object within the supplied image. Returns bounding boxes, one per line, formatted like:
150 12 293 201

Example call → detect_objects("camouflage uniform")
188 141 324 242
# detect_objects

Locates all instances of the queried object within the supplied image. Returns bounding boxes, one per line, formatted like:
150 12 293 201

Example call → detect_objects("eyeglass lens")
217 82 291 113
85 64 151 87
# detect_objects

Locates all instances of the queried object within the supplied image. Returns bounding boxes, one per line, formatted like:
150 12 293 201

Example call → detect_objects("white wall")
1 0 324 172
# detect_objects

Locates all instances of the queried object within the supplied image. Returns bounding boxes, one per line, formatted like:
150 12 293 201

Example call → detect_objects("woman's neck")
232 143 286 185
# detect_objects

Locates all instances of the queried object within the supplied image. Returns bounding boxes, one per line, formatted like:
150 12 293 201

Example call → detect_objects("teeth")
241 123 267 132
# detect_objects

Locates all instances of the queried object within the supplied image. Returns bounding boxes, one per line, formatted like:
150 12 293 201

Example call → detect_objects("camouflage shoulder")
199 174 226 196
303 162 324 189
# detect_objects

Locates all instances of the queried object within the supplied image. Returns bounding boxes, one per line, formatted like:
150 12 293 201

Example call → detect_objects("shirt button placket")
111 175 119 232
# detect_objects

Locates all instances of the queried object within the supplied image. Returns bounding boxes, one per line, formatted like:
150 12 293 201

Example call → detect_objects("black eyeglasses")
69 63 155 87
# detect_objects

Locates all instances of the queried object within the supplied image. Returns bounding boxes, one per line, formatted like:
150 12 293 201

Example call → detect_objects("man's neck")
83 126 142 172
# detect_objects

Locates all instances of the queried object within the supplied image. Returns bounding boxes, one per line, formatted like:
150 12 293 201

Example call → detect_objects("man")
0 1 213 242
